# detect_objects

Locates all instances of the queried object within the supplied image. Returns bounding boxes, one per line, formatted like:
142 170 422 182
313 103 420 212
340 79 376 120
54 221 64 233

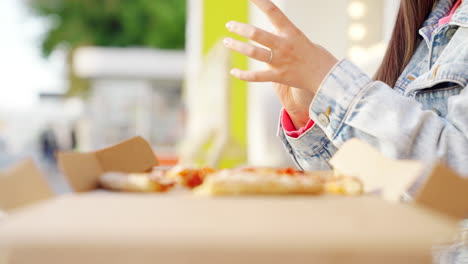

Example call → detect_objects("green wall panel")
202 0 248 167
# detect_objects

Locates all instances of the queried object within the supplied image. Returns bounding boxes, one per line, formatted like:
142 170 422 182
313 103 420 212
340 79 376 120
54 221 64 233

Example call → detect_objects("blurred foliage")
29 0 187 95
31 0 186 55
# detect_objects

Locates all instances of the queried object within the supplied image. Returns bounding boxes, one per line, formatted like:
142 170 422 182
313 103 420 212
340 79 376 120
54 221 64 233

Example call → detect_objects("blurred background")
0 0 399 193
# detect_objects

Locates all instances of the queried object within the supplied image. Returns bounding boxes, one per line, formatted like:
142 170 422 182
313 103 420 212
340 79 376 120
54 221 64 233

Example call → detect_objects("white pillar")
184 0 204 138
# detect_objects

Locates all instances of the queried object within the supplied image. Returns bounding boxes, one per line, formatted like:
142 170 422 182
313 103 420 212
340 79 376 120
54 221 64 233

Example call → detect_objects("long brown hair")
374 0 439 87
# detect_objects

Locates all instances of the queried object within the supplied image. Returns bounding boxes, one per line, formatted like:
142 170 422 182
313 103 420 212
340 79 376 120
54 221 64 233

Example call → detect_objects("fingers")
223 38 271 63
230 69 275 82
226 21 279 48
250 0 294 30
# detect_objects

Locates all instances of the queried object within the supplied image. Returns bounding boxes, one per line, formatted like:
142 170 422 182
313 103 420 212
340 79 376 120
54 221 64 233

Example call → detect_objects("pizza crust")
324 176 364 196
195 169 324 196
99 172 175 193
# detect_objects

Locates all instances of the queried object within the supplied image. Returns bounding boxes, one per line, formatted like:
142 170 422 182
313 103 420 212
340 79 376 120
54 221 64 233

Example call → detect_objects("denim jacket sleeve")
278 115 337 171
279 59 468 174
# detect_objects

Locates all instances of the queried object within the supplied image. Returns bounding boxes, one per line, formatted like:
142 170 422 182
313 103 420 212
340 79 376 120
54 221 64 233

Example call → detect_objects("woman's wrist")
305 44 339 94
288 110 310 129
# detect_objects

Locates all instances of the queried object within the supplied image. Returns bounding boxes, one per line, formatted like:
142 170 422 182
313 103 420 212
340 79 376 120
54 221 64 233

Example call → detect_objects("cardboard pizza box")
57 136 159 192
56 136 468 220
0 136 158 212
0 160 54 211
0 137 467 264
0 193 459 264
330 139 468 219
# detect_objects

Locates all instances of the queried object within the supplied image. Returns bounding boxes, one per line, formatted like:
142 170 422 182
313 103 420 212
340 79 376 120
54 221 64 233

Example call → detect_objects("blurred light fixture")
348 1 367 19
348 23 367 41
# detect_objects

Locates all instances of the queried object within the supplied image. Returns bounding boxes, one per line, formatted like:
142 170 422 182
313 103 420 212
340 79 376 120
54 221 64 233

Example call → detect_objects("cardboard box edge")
0 159 54 211
58 136 159 192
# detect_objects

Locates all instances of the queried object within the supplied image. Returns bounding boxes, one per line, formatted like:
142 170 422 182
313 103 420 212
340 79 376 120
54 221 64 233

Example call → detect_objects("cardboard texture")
330 139 468 219
0 160 53 211
0 137 466 264
57 136 158 192
0 194 459 264
416 163 468 219
329 139 426 201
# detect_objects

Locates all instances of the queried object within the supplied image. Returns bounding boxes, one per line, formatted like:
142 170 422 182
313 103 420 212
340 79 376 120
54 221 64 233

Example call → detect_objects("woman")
224 0 468 174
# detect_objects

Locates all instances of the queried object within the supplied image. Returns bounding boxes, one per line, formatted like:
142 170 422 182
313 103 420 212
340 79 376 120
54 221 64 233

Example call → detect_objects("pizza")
98 166 363 196
324 175 363 196
165 166 217 189
99 171 175 193
194 167 321 196
98 166 216 192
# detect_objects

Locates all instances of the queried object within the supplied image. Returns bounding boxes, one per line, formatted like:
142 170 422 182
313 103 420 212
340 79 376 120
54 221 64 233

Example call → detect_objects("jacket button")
445 27 458 40
318 113 330 127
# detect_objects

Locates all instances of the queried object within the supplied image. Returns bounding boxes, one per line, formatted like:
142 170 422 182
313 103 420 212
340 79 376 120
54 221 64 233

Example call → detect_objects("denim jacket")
279 0 468 175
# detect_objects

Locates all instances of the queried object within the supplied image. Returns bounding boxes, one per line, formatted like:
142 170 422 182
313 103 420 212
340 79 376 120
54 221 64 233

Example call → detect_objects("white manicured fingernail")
230 69 238 76
226 21 234 30
223 38 231 46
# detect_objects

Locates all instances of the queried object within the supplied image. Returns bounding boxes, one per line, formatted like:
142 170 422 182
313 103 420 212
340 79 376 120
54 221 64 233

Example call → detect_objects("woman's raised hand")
224 0 338 95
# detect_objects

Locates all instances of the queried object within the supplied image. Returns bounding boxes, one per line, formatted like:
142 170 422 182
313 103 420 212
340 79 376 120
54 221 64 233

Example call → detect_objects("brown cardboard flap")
330 139 424 202
416 163 468 219
331 139 468 219
57 152 102 192
96 136 158 173
58 137 159 192
0 160 53 211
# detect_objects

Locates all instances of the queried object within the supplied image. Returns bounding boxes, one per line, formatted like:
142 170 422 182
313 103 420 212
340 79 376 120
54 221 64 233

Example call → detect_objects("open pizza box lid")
0 160 54 212
57 136 159 192
330 139 468 219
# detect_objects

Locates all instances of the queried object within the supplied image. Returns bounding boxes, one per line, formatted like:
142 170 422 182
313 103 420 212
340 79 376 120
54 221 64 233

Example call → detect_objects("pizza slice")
194 167 325 196
98 165 364 196
324 176 364 196
165 166 217 189
99 171 175 193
